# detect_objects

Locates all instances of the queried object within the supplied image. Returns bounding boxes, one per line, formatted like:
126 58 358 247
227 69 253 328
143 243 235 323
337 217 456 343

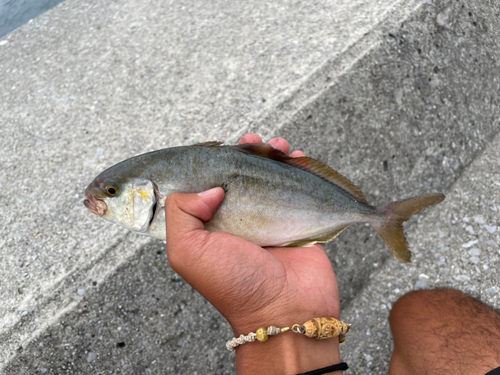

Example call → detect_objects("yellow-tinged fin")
372 193 445 263
284 225 350 247
284 239 318 248
236 143 367 203
195 141 223 147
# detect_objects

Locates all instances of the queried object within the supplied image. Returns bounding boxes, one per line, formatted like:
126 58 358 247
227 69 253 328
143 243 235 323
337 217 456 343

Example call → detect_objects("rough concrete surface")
0 0 499 374
340 124 500 374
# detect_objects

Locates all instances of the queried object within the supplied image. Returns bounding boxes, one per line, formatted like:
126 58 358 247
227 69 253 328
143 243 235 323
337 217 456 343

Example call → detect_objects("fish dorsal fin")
195 141 223 147
286 157 368 204
236 143 368 204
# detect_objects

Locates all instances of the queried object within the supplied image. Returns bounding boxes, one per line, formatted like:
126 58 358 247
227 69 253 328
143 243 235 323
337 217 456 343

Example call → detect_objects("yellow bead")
256 327 268 342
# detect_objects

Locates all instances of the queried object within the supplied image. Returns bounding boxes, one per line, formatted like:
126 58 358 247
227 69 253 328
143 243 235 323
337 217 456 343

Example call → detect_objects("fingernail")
198 187 219 197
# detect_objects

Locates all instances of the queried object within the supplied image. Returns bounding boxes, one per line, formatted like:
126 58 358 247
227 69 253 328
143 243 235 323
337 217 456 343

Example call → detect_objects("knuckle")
166 242 181 266
165 193 179 208
166 250 181 271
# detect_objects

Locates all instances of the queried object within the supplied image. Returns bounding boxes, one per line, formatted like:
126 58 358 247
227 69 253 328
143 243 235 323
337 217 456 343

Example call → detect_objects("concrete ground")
1 0 499 373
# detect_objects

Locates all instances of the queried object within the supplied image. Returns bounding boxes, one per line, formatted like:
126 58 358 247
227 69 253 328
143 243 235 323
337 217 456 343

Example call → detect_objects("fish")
84 141 445 263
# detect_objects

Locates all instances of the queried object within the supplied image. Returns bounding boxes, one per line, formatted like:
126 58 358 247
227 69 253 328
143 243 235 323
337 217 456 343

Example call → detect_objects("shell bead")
303 318 351 339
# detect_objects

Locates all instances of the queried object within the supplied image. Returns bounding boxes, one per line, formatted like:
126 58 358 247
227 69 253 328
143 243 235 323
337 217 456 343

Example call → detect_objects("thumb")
165 187 225 269
166 187 224 229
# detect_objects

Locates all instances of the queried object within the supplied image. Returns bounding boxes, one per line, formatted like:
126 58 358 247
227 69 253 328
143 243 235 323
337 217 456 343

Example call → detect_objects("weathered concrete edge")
0 234 151 369
229 0 427 143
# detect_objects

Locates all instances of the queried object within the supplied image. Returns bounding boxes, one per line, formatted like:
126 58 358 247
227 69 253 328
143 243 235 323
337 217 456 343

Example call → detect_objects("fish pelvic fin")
372 193 445 264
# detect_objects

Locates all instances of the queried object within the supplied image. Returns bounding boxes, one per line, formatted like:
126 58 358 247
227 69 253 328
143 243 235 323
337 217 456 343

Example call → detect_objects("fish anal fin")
283 225 350 248
195 141 223 147
285 157 368 204
235 143 367 204
284 239 318 248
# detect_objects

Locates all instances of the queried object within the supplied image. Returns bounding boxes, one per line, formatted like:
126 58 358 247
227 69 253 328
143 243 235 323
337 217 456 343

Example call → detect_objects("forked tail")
372 193 445 264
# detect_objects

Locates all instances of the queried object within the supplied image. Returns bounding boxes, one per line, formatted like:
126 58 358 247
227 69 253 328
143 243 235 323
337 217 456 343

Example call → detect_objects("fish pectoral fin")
283 225 351 248
195 141 223 147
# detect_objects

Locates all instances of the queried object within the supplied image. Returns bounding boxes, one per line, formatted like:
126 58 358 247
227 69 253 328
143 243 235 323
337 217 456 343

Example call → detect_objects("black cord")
485 367 500 375
298 362 349 375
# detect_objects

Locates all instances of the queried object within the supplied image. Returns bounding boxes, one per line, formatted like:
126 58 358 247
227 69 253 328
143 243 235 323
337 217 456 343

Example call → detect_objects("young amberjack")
84 142 445 263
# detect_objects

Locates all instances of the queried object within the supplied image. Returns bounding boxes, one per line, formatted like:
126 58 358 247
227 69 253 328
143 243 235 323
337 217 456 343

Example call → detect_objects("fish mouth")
84 191 107 217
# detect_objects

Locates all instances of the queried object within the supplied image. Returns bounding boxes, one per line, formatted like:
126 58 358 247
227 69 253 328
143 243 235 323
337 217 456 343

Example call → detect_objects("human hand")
165 134 342 374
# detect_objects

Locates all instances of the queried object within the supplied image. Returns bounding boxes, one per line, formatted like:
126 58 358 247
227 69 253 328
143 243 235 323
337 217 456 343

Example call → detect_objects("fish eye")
104 182 119 197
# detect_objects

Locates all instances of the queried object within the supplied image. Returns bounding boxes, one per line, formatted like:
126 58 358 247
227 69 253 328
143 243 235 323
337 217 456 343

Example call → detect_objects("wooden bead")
256 327 268 342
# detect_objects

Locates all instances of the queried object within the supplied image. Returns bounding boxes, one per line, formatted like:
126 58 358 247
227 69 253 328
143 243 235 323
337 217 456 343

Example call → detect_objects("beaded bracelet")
226 317 351 351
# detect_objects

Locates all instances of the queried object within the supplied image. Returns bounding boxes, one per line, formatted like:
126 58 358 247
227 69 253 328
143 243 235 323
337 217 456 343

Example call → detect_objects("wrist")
228 298 341 338
229 306 344 375
234 328 342 375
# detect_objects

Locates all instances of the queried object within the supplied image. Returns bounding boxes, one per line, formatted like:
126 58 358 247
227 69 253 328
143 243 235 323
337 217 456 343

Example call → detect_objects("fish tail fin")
371 193 445 264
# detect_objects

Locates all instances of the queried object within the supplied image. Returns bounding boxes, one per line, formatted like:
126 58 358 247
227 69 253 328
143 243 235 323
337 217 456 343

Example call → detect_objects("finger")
268 137 290 155
238 133 262 144
290 150 306 158
165 188 225 265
